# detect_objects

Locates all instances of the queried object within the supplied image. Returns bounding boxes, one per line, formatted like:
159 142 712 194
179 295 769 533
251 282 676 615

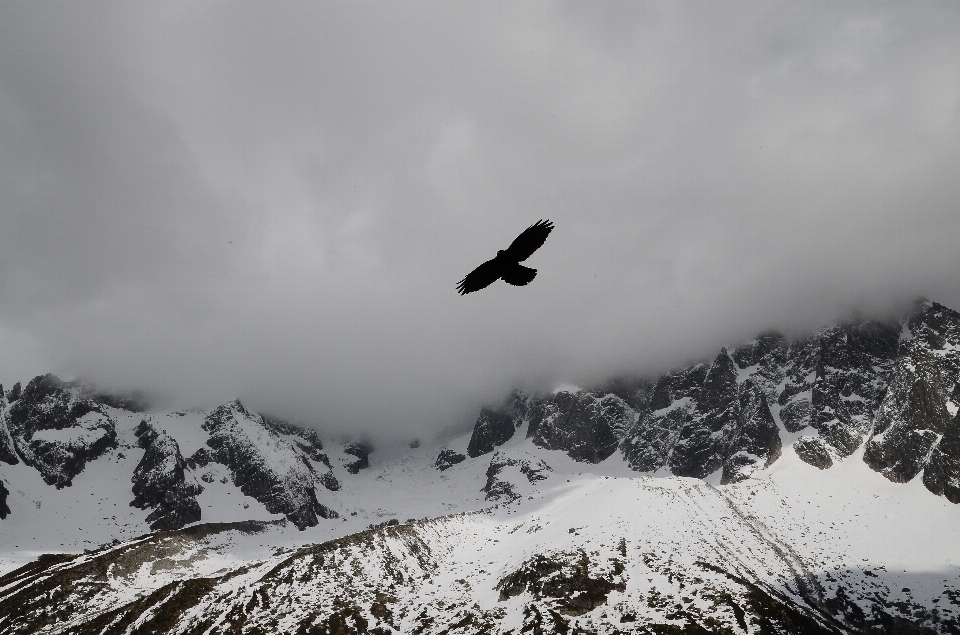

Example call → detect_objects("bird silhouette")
456 219 554 295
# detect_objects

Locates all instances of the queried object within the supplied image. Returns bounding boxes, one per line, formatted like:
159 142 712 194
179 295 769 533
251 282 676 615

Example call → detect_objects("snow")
4 402 960 632
30 410 111 444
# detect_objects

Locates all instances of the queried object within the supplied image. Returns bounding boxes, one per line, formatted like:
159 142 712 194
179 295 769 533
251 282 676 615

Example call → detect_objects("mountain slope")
4 299 960 633
2 443 960 634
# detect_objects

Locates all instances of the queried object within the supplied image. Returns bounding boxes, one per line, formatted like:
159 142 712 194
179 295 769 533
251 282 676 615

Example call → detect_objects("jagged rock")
467 407 518 458
344 441 373 474
616 316 899 480
5 374 117 488
777 335 818 433
263 417 333 469
923 412 960 503
0 400 19 465
864 302 960 483
434 448 466 471
527 391 629 464
130 419 203 531
669 350 740 478
202 400 338 529
779 397 812 434
809 321 899 457
186 447 212 470
732 333 788 403
621 364 707 472
623 352 784 481
5 381 21 403
794 437 834 470
0 479 10 519
482 452 551 501
621 405 688 473
721 381 781 484
318 470 341 491
596 376 652 412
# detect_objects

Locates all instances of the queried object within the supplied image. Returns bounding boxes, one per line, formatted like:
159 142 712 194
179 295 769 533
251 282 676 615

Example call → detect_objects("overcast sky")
2 2 959 443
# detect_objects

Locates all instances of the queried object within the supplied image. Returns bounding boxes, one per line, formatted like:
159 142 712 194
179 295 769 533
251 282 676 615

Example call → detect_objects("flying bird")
456 219 554 295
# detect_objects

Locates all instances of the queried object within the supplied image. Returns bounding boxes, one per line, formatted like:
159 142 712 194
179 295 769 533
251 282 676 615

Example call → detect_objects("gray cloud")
2 2 960 443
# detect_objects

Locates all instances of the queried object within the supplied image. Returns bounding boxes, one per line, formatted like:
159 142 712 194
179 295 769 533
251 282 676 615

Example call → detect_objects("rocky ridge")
194 400 340 529
466 300 960 505
0 384 348 531
2 374 118 488
130 419 203 531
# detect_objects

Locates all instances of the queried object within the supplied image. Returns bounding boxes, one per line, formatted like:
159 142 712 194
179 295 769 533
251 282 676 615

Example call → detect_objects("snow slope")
3 429 960 633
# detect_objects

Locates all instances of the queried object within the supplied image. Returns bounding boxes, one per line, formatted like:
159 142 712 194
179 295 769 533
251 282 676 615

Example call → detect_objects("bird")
456 219 554 295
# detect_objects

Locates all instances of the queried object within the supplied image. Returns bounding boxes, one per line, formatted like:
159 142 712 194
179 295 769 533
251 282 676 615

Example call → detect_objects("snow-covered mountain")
2 299 960 633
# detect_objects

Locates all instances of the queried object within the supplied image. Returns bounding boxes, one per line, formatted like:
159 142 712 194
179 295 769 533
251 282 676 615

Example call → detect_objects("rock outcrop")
201 400 338 529
466 392 530 458
434 448 466 471
130 419 203 531
0 398 19 465
4 374 117 488
864 302 960 487
0 479 9 519
344 441 373 474
528 391 632 464
482 452 551 501
465 302 960 502
619 351 782 482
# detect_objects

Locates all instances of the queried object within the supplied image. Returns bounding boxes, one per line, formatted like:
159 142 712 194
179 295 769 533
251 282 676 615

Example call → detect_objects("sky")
2 2 960 444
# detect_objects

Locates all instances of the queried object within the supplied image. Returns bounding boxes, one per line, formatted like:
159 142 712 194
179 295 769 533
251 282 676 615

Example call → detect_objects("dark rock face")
434 448 466 471
459 300 960 506
793 437 834 470
5 381 21 403
344 441 373 474
0 479 9 519
622 364 707 473
721 381 782 484
0 400 19 465
864 302 960 485
202 400 338 529
482 452 551 501
318 470 341 492
923 411 960 503
663 352 782 482
808 321 900 459
669 351 741 478
130 419 203 530
528 391 631 464
731 333 789 402
465 391 532 458
5 374 117 488
263 417 333 470
619 318 898 476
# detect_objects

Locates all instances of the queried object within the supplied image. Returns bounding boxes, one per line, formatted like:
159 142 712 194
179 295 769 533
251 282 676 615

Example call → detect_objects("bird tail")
501 263 537 286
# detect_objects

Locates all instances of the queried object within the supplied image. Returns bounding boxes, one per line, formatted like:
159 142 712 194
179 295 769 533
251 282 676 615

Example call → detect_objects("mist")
2 2 960 444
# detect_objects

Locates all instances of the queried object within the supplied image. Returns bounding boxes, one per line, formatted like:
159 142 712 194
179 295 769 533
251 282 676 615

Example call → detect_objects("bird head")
497 249 505 256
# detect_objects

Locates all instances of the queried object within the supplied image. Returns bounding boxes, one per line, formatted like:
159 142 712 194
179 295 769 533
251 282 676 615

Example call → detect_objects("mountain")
469 299 960 503
2 299 960 634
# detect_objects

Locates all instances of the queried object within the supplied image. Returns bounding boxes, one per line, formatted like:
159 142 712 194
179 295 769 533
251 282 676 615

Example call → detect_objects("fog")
2 2 959 443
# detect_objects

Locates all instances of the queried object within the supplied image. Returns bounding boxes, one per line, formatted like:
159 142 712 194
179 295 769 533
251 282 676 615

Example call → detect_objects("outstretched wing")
457 258 504 295
501 263 537 287
503 219 553 262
